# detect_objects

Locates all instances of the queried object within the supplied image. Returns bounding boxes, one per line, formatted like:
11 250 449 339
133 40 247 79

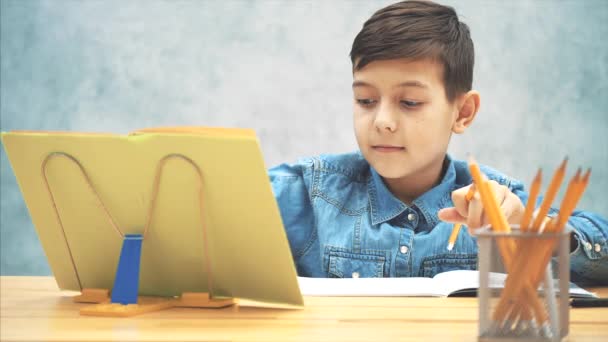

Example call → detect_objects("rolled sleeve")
566 212 608 285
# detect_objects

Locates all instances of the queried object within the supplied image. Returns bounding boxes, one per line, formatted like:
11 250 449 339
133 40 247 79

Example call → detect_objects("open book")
297 270 597 298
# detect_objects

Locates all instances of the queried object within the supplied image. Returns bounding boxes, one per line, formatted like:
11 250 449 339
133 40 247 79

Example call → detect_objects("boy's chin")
376 169 412 180
370 162 413 179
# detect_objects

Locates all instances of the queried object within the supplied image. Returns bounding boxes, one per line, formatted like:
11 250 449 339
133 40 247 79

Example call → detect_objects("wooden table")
1 276 607 341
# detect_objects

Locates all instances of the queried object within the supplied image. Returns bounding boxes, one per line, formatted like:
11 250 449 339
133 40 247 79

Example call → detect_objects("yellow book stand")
1 127 304 317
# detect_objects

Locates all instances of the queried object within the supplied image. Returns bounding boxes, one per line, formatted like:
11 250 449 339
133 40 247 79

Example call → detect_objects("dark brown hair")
350 0 474 102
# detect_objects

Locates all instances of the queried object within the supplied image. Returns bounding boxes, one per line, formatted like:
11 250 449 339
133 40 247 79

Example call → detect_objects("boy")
269 1 607 285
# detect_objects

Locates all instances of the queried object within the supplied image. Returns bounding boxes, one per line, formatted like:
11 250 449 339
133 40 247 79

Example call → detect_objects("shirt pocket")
419 253 478 278
326 248 387 278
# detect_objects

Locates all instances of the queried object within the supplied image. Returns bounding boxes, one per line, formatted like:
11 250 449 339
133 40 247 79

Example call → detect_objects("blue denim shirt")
269 152 608 285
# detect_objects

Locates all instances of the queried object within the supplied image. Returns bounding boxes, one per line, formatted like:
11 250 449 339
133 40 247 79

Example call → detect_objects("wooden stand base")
75 288 236 317
175 292 236 308
74 288 111 303
80 297 174 317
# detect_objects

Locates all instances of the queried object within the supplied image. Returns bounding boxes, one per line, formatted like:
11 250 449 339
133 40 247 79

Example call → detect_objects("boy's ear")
452 90 480 134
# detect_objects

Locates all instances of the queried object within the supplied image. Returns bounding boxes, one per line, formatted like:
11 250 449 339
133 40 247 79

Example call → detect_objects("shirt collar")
367 155 456 227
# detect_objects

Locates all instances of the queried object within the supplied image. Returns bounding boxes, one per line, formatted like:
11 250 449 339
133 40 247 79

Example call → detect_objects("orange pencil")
520 169 542 231
530 158 568 231
553 168 590 232
447 186 476 251
494 161 576 325
501 169 590 326
468 157 547 324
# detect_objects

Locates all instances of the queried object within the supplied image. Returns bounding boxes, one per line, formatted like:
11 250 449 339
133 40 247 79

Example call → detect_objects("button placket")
405 210 419 229
395 227 413 277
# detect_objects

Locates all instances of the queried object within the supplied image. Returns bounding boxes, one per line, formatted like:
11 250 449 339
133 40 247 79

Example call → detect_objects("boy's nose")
374 109 398 133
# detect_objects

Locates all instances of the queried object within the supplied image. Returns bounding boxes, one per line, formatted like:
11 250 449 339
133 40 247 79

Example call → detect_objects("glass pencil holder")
476 225 571 342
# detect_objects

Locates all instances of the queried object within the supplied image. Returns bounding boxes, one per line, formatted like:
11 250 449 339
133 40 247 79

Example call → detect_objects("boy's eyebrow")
352 81 373 88
352 80 429 89
395 81 429 89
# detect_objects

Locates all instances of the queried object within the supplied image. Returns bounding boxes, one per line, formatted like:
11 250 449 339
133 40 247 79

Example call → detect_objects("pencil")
468 157 547 325
499 169 583 327
520 169 542 232
495 161 577 325
446 186 476 251
553 168 590 232
530 158 567 231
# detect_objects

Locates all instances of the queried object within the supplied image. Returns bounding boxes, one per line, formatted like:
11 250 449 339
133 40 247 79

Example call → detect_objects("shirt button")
400 245 409 254
407 213 416 221
595 244 601 253
585 242 592 251
352 272 360 279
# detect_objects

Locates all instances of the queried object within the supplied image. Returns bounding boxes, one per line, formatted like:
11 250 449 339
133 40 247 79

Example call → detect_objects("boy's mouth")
371 145 405 152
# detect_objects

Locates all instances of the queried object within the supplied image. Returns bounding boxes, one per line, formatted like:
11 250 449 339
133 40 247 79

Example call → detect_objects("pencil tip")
583 168 591 182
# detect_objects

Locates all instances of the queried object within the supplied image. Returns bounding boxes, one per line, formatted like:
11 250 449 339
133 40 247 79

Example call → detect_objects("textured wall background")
1 0 607 275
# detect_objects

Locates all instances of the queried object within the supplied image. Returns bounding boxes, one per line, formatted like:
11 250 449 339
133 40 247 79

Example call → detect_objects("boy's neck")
382 155 448 205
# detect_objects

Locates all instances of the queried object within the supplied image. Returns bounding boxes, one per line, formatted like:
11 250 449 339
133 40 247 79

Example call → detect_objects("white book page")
432 270 507 295
297 270 597 298
432 270 597 298
297 276 445 297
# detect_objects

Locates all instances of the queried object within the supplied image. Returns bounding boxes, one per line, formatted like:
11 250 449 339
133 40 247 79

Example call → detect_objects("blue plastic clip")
111 234 143 305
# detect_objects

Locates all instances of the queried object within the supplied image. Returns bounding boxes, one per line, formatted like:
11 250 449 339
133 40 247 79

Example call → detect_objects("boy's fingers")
479 212 489 228
488 180 508 206
467 193 483 229
451 185 472 219
502 194 525 224
437 207 466 224
487 181 525 225
500 202 515 223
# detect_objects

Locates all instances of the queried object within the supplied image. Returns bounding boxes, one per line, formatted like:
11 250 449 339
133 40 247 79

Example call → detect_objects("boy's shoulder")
270 151 370 184
451 158 523 190
310 151 371 183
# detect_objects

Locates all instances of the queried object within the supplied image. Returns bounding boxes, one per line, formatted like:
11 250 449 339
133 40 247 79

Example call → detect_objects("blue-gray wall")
1 0 607 275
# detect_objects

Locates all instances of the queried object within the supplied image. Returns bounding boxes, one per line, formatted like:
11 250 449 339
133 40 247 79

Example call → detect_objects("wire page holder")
43 152 236 317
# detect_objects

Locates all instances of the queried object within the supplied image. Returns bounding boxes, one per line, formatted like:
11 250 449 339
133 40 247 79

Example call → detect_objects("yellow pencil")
530 158 568 231
520 168 542 232
446 185 476 251
493 160 570 324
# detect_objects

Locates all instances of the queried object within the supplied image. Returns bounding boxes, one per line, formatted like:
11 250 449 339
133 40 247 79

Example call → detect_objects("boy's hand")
437 181 525 230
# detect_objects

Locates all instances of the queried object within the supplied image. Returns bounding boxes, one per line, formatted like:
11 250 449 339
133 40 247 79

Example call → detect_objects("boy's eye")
400 100 422 108
356 99 377 107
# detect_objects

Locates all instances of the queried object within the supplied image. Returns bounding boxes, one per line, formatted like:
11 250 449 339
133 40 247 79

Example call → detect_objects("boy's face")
352 58 460 181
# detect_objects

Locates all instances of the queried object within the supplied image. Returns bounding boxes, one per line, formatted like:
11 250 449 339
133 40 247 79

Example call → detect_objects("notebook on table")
298 270 597 298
